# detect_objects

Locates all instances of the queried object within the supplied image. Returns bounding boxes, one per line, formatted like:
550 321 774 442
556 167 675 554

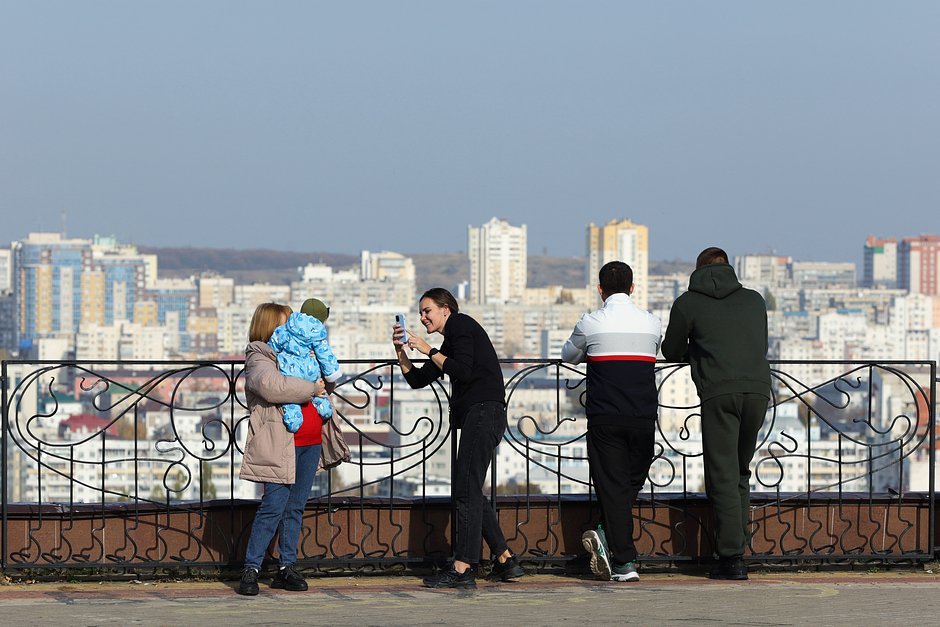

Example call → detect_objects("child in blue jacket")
267 299 342 432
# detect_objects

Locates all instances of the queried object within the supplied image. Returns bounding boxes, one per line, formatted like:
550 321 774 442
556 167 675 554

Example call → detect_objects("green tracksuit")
662 263 771 558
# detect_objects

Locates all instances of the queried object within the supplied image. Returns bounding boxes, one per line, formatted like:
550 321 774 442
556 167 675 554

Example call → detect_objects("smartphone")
394 314 410 344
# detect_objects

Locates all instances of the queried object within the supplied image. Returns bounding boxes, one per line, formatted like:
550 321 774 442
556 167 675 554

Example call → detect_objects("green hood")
688 263 742 300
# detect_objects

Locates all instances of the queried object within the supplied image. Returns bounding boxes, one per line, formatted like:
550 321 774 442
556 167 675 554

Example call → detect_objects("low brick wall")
2 493 934 570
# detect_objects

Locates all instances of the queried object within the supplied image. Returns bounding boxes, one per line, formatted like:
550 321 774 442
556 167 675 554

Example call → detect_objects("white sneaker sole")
581 530 612 580
611 571 640 582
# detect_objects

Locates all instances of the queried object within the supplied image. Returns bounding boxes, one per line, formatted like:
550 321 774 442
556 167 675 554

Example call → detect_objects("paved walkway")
1 571 939 626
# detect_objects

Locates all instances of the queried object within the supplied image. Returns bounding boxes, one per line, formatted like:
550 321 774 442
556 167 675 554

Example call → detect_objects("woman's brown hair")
420 287 459 314
248 303 292 342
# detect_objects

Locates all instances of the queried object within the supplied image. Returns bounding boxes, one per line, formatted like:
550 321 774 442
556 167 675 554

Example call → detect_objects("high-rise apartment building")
12 233 92 348
468 218 527 304
899 235 940 295
13 233 160 351
863 236 898 288
586 219 649 310
87 236 157 327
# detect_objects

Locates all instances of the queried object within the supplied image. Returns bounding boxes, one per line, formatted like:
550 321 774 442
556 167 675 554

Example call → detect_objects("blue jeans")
244 443 321 569
453 401 509 565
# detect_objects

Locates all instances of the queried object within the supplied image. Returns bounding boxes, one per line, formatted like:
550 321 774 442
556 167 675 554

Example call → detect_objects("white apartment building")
75 321 167 362
647 272 687 310
360 250 416 284
864 236 898 288
36 336 72 361
791 261 857 289
735 254 792 291
0 247 12 292
214 303 255 356
468 218 527 305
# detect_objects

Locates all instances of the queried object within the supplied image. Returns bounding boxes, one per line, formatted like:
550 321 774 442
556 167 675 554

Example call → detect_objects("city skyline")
3 2 937 266
4 225 933 272
6 224 940 362
4 221 938 506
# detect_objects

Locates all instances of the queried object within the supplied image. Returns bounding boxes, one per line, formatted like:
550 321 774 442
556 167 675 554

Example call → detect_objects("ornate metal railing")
1 358 936 571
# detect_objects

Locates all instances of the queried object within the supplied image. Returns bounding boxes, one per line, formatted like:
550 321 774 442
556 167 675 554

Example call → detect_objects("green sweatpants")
700 393 768 558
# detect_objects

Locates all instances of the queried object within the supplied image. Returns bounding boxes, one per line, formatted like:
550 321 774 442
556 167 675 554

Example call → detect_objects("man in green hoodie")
661 247 771 581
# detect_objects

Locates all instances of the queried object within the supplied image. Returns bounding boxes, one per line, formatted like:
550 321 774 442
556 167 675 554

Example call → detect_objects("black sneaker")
271 564 308 591
708 556 748 581
487 554 525 581
238 567 259 596
422 566 476 589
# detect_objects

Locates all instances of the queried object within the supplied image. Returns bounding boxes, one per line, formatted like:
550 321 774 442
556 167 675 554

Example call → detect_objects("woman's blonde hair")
248 303 292 342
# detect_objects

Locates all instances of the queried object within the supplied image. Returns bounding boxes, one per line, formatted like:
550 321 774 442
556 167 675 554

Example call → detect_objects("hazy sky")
3 2 938 265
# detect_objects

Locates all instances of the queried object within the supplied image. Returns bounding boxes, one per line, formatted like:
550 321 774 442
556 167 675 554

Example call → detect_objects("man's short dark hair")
598 261 633 295
696 247 729 269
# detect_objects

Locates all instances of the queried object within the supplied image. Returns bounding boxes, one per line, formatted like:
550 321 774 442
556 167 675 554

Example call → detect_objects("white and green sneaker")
581 527 612 580
611 560 640 582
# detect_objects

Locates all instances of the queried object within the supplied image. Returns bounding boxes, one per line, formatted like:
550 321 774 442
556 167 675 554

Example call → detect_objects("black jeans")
586 423 656 565
453 401 509 565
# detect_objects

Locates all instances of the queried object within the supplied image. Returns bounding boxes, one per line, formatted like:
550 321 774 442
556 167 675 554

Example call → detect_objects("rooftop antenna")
60 209 67 238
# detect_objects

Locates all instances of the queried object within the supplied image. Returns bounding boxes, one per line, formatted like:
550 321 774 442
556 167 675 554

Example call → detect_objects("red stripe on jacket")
586 354 657 362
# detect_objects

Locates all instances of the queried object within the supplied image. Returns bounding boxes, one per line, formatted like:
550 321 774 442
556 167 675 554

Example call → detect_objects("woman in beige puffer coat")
237 302 326 595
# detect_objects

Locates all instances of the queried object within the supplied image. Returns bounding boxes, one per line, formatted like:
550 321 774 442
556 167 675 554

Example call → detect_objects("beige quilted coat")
238 341 319 484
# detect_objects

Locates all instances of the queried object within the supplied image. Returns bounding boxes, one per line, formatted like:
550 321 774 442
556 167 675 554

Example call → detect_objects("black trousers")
700 393 768 558
453 401 510 565
586 423 655 565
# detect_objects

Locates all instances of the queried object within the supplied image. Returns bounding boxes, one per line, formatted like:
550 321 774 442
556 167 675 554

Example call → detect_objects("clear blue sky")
2 1 937 264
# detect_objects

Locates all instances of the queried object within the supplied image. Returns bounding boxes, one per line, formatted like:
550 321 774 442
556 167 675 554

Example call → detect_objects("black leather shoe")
271 565 308 591
422 566 476 589
708 556 748 580
238 567 260 595
487 554 526 581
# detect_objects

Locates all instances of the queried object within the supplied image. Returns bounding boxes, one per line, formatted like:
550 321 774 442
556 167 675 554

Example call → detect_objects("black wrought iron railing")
1 358 936 571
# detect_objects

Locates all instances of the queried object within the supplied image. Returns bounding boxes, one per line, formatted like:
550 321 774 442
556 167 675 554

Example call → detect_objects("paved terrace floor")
1 570 939 626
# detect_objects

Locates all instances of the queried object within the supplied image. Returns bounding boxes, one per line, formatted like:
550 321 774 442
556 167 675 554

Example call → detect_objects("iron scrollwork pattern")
0 358 935 570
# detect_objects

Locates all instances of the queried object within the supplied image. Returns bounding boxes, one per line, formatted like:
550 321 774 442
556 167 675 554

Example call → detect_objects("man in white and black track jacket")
562 261 661 582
